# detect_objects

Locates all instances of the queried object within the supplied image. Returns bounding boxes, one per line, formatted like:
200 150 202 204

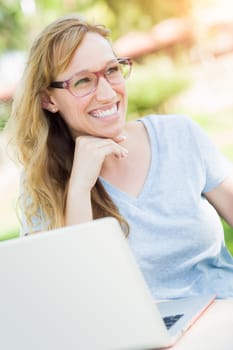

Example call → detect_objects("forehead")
60 32 115 78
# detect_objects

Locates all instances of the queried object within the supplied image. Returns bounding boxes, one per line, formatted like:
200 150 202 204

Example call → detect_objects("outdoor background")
0 0 233 251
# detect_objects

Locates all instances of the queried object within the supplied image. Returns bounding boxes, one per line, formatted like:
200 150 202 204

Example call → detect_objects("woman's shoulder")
138 114 198 136
138 113 192 126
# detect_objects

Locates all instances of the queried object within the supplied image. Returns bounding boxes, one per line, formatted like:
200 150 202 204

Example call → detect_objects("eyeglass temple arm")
50 81 66 88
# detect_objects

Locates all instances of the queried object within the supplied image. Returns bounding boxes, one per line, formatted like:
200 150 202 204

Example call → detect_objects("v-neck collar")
99 116 158 204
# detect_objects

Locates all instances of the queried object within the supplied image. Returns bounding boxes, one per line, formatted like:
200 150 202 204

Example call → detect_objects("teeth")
91 105 117 118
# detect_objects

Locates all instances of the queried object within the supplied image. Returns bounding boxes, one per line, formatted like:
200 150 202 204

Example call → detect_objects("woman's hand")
65 135 128 226
69 135 128 193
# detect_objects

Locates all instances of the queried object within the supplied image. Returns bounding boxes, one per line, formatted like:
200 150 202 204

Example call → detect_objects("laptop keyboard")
163 314 184 329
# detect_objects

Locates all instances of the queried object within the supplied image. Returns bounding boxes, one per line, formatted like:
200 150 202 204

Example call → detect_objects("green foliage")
0 0 24 51
103 0 193 39
0 101 11 131
0 228 19 241
127 55 190 118
222 220 233 255
0 0 194 53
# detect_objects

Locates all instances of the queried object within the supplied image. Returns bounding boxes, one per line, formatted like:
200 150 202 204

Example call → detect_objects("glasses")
49 57 132 98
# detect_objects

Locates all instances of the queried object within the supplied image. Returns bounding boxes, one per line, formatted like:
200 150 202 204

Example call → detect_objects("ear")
41 92 58 113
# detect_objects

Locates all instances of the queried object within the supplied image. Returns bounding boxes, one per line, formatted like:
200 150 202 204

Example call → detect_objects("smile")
89 104 118 118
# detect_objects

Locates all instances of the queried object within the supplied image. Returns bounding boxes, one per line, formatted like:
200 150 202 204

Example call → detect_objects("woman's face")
48 32 128 139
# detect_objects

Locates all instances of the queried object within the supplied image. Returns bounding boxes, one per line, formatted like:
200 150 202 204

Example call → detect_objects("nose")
94 76 117 102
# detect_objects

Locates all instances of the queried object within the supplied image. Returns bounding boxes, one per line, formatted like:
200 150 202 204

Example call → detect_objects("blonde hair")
7 14 129 235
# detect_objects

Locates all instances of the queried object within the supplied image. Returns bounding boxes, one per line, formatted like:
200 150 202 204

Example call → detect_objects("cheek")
57 97 89 122
120 87 128 107
115 84 127 101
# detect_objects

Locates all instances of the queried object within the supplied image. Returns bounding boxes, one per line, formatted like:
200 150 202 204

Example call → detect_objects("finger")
114 134 127 143
76 136 128 157
96 142 128 159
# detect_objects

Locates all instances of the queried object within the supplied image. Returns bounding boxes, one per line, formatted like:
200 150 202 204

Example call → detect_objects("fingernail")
116 135 127 141
122 150 128 157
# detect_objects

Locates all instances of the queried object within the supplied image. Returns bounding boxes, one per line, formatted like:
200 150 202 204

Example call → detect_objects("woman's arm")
205 175 233 227
65 135 128 226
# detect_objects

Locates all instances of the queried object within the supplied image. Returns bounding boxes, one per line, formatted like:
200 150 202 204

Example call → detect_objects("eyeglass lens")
69 60 131 97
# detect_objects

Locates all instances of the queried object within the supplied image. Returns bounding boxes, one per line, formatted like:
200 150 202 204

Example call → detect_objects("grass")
223 221 233 255
0 228 19 241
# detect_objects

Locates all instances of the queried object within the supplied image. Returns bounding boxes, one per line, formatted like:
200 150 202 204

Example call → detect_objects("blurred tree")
0 0 24 52
0 0 194 53
104 0 193 39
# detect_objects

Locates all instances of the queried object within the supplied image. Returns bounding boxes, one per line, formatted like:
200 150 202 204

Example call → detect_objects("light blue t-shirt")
100 114 233 299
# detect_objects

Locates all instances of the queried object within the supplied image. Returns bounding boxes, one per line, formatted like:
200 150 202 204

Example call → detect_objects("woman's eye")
74 77 91 86
106 65 120 75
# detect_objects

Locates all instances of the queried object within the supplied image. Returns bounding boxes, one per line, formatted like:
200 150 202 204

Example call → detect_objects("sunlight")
20 0 36 16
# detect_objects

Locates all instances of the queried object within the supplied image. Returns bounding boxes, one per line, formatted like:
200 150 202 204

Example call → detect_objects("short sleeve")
187 117 233 193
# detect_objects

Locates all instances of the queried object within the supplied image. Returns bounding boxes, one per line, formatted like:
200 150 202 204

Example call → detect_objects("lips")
89 103 118 118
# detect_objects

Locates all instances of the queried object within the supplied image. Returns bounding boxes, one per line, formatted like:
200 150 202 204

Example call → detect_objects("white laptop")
0 217 215 350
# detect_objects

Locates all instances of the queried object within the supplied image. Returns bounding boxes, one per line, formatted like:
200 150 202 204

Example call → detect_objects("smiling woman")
6 14 131 236
5 13 233 301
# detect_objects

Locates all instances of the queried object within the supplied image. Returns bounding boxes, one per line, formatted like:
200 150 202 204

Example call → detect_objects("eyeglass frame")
49 57 132 98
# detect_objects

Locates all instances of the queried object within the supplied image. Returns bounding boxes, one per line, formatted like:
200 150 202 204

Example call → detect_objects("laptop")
0 217 215 350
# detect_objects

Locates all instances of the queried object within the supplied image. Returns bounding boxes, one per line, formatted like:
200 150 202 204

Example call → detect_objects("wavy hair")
6 14 129 236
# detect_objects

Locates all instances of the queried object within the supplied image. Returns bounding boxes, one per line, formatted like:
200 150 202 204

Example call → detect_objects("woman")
7 14 233 299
